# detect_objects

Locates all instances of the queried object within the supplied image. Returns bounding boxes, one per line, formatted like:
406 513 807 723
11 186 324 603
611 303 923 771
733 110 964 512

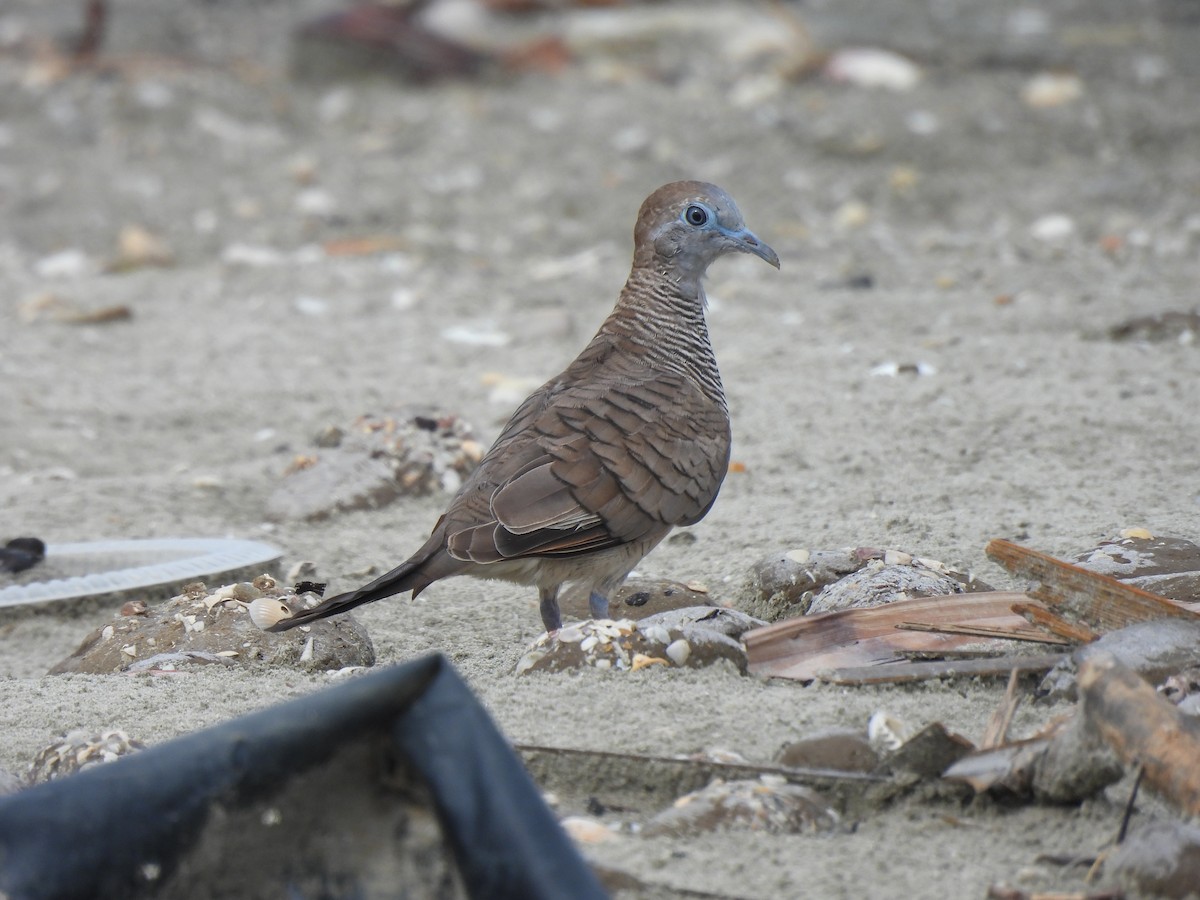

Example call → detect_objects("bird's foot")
588 591 611 621
539 594 563 633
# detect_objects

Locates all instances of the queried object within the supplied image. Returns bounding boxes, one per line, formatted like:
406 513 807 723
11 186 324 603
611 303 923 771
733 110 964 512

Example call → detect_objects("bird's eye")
684 205 708 227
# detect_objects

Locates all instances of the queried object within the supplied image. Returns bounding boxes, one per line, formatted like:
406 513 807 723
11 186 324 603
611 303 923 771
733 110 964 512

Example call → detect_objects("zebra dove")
270 181 778 634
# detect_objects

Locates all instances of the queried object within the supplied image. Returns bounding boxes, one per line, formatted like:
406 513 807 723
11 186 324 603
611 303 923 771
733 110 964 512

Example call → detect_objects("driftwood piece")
1079 654 1200 817
987 539 1199 634
1011 601 1099 644
819 654 1064 686
744 591 1049 680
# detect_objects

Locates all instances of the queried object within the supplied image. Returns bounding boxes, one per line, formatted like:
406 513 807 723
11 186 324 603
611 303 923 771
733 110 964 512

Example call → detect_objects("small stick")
73 0 107 60
1116 765 1144 844
897 620 1071 645
980 668 1022 749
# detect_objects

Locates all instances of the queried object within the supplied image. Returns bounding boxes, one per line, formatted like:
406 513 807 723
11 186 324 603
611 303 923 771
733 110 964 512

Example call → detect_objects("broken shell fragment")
248 597 294 630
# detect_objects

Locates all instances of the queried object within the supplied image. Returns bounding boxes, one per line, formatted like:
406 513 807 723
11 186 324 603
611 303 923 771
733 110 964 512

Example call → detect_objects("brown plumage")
270 181 779 634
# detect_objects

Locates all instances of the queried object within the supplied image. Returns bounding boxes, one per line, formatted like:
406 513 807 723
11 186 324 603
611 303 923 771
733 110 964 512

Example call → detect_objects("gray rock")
1108 818 1200 898
776 728 879 773
741 548 868 620
807 559 967 615
1040 619 1200 700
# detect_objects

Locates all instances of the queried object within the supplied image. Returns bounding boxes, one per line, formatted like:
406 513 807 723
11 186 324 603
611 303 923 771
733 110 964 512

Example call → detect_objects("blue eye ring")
684 205 709 227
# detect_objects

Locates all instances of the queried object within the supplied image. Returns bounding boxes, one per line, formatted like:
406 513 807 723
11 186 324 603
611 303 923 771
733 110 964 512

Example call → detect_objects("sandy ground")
2 1 1200 897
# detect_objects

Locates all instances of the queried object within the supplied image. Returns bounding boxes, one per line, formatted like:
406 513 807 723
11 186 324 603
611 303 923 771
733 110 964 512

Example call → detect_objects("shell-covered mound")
265 408 483 522
515 610 758 676
49 575 374 675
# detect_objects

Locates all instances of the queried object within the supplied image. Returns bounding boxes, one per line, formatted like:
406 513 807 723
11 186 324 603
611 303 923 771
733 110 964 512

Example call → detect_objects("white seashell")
914 557 950 575
665 639 691 666
216 650 239 658
785 548 811 564
883 549 913 566
556 626 584 643
514 650 547 675
101 625 115 641
592 658 612 670
120 644 137 657
580 635 599 653
867 711 912 752
640 624 671 646
299 636 314 663
248 596 293 630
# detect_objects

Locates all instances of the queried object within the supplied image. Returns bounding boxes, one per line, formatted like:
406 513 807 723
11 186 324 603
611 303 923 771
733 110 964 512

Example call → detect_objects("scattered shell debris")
27 730 146 785
641 777 840 837
265 407 483 522
48 575 374 674
743 546 988 621
515 615 748 676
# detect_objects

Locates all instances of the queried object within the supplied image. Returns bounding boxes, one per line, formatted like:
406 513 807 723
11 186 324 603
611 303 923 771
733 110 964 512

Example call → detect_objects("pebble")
1030 213 1077 243
824 48 921 91
1021 72 1083 108
34 249 92 279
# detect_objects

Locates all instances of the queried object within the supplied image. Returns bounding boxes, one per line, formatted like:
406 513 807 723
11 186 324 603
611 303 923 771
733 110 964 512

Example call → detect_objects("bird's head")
633 181 780 281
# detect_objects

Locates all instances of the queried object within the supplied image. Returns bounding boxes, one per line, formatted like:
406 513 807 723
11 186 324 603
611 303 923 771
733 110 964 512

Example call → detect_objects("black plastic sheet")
0 654 605 900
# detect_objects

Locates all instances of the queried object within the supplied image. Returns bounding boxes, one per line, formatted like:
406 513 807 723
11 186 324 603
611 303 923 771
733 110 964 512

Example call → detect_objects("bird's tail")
267 555 434 632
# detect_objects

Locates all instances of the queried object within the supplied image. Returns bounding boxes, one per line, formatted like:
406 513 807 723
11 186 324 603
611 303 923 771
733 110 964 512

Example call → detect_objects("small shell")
120 644 137 657
580 634 599 653
1120 526 1153 540
248 596 293 630
252 574 277 592
101 625 115 641
640 624 671 646
560 816 616 845
867 711 912 752
299 636 314 663
630 653 669 672
883 549 913 566
665 639 691 666
556 625 585 644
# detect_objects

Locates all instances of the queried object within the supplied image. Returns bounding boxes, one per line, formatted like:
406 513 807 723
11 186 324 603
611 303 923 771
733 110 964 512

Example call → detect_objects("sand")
2 1 1199 896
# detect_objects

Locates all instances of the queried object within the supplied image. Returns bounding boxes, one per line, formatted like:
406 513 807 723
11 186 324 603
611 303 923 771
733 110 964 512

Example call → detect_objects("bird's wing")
443 366 730 565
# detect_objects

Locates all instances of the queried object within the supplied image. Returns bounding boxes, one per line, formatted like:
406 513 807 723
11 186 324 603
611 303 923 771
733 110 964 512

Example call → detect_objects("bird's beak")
726 227 781 269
